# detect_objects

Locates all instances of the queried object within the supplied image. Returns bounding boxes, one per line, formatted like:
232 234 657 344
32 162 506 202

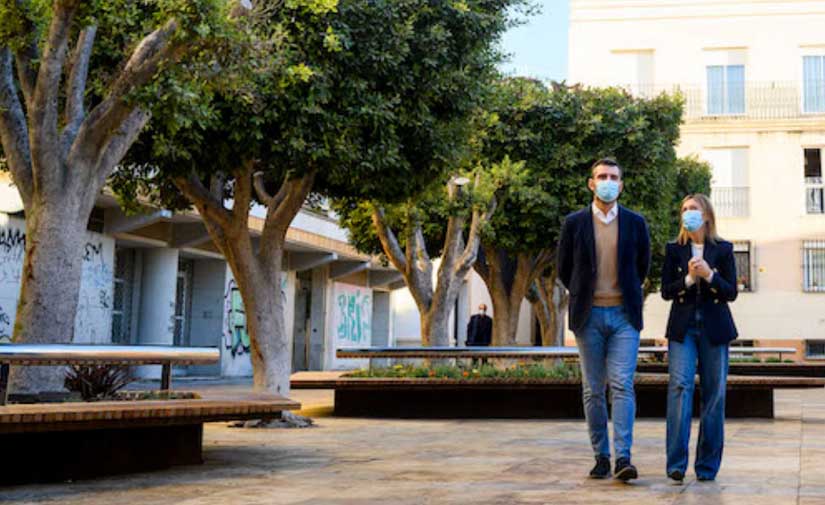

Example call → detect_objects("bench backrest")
0 344 219 365
336 346 798 359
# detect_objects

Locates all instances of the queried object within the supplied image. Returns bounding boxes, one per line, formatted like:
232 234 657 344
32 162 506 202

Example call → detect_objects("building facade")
568 0 825 360
0 176 401 375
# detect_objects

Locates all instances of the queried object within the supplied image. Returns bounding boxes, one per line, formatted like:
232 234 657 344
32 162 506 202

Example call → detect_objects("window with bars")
173 259 194 346
803 240 825 292
111 248 135 344
805 148 825 214
733 241 753 292
806 340 825 359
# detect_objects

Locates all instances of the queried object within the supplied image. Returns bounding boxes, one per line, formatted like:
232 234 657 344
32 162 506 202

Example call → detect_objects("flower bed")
343 362 581 381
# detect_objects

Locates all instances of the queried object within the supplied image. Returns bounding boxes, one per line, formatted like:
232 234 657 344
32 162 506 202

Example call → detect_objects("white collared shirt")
592 202 618 225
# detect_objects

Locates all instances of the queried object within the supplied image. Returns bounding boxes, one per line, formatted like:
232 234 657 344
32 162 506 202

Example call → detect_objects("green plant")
344 362 581 380
64 365 135 401
764 357 782 363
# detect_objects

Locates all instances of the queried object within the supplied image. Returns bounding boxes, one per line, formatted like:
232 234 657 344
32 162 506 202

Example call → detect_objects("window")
612 50 655 96
704 148 749 217
803 56 825 113
173 259 193 346
707 65 745 114
805 148 824 214
803 240 825 292
111 248 135 344
805 340 825 359
733 241 753 292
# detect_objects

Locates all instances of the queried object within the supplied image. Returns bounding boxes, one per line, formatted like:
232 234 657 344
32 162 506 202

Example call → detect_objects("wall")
187 258 225 376
0 213 114 344
327 281 372 369
220 267 293 377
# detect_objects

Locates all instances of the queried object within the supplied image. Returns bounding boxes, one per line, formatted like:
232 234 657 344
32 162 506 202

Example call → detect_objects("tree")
0 0 239 392
476 79 685 345
335 157 525 347
116 0 519 394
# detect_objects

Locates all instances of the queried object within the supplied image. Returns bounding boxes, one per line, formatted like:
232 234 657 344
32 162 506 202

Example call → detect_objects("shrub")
64 365 135 401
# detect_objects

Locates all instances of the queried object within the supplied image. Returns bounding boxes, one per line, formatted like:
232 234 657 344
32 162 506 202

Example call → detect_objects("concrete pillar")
135 248 179 378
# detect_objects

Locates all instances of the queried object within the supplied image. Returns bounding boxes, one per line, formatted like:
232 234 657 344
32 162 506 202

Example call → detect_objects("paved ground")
3 387 825 505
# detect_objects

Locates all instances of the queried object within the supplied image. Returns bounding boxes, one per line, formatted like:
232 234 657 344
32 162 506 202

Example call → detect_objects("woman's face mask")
595 180 620 203
682 209 704 232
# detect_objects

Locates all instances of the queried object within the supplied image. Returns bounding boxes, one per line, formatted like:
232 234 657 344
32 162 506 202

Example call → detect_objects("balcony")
711 186 749 218
631 82 825 121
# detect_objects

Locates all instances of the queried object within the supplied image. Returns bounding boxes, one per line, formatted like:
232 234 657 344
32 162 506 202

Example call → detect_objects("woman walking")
661 194 739 483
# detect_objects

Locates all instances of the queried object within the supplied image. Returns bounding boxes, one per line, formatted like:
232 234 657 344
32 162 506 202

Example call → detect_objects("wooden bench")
328 347 821 419
0 344 300 484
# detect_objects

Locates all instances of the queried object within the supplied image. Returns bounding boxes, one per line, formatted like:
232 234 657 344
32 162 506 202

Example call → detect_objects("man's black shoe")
589 456 611 479
697 475 715 482
614 458 638 482
668 470 684 484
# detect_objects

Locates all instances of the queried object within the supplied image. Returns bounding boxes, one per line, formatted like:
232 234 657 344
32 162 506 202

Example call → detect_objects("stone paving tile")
2 388 824 505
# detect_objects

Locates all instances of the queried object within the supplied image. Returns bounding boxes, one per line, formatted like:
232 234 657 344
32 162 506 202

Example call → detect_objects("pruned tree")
0 0 239 392
335 157 525 346
116 0 520 394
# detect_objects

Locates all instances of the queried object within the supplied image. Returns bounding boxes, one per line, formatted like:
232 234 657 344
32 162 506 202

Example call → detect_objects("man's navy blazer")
557 205 651 334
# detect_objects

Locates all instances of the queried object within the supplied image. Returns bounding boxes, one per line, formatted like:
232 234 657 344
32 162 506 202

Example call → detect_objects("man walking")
557 158 651 481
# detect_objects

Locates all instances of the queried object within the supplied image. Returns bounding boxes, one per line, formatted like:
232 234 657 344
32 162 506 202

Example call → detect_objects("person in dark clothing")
465 304 493 347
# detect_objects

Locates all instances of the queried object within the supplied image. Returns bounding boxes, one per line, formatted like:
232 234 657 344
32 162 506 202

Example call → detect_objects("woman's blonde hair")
676 193 721 245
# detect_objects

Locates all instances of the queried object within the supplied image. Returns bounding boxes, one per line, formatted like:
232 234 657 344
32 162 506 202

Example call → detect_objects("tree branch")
455 194 498 275
0 48 33 207
73 18 184 160
371 206 408 274
268 170 315 227
31 0 81 168
62 25 98 152
87 108 150 197
11 0 39 109
252 171 273 207
174 173 234 231
232 162 255 226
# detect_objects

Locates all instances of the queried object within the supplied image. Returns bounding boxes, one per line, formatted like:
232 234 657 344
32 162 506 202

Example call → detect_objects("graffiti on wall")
222 274 288 358
0 303 11 343
0 228 25 286
75 241 114 343
223 279 249 357
333 283 371 346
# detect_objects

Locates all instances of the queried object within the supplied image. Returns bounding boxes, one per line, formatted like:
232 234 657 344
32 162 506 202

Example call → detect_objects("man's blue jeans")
575 306 640 461
666 327 729 479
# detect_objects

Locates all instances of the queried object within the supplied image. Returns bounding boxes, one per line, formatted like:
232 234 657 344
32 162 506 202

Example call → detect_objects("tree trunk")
474 246 550 346
10 199 89 393
528 272 568 347
228 251 291 396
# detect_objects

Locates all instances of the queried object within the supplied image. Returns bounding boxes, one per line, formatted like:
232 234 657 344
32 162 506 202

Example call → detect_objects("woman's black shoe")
589 456 611 479
614 458 638 481
668 470 685 483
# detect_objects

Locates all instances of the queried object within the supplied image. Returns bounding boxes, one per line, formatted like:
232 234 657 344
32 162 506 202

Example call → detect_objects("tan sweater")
593 217 623 307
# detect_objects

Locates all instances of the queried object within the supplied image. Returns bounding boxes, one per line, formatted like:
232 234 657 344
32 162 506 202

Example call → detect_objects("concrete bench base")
0 424 203 485
0 391 300 485
330 375 825 420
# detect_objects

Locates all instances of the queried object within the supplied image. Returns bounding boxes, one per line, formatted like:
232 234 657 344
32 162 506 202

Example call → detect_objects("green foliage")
344 361 580 380
115 0 523 211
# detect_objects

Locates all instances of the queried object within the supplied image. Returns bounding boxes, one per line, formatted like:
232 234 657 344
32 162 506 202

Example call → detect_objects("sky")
498 0 569 82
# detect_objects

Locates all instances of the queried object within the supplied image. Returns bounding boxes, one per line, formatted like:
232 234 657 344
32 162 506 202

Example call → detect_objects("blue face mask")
682 210 704 232
594 180 620 203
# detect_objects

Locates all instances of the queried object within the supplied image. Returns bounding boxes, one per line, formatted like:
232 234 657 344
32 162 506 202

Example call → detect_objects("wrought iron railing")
711 186 749 218
626 82 825 120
